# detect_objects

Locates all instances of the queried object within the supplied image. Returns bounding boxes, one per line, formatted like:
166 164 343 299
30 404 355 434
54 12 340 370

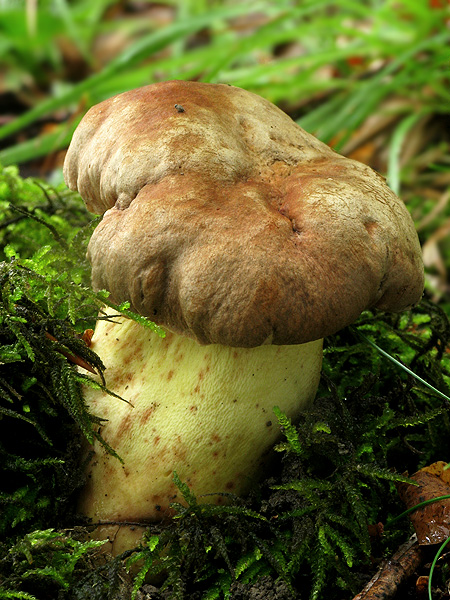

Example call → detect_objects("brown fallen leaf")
420 461 450 485
397 461 450 545
354 463 450 600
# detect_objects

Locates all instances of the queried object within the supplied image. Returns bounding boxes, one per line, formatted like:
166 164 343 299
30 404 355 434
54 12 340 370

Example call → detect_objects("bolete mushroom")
63 80 424 552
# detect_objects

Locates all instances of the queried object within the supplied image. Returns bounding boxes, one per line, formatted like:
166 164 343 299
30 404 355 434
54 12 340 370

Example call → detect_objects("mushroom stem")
79 311 323 536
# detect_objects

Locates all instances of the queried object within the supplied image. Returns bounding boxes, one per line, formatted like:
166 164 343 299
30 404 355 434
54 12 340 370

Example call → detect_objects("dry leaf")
397 461 450 545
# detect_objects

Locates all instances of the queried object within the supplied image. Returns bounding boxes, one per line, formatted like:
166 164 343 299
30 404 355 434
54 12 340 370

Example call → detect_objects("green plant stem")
358 332 450 402
387 494 450 527
428 535 450 600
387 110 432 195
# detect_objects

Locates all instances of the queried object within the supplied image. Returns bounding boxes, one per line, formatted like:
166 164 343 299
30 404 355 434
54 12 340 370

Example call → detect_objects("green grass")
0 0 449 167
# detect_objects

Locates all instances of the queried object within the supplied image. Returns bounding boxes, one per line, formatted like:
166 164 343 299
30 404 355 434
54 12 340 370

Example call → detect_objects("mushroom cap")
64 80 424 347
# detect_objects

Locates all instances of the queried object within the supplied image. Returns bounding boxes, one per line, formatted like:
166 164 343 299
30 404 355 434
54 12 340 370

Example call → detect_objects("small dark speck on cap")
174 104 185 113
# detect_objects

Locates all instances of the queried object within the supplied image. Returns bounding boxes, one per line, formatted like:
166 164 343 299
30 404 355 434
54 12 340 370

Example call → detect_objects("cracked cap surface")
64 80 424 347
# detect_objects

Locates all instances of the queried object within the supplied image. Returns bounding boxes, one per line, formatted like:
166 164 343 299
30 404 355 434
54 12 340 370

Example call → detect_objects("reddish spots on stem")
167 370 174 381
140 405 156 424
122 353 133 366
116 413 132 439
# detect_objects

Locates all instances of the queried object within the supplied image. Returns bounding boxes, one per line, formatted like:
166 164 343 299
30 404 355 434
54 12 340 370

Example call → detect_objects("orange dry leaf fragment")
415 575 429 599
80 328 94 347
420 461 450 484
397 461 450 545
44 331 96 374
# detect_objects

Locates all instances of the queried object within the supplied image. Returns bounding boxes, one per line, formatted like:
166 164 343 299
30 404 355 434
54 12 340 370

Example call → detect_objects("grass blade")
360 333 450 402
387 111 431 195
0 3 260 143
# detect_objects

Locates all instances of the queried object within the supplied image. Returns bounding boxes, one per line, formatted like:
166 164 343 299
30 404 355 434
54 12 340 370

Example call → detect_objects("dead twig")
352 535 424 600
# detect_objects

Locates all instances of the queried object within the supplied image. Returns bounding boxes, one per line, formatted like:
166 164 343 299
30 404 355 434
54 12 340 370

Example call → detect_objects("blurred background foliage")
0 0 449 309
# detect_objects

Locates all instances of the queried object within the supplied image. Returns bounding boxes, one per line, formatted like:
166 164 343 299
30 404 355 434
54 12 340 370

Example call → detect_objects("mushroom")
63 80 424 553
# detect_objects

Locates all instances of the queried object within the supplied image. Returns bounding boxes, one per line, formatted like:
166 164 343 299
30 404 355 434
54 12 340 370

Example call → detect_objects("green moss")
0 165 449 599
0 164 158 543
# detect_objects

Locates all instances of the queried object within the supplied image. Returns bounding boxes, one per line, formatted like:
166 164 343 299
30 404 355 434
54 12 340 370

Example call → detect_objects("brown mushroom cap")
64 80 423 347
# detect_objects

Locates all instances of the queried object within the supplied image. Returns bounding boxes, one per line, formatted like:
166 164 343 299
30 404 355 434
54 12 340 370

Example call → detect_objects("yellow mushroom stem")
79 311 323 553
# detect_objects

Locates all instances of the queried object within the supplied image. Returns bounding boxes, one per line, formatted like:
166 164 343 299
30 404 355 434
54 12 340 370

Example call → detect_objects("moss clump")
121 306 449 599
0 163 155 546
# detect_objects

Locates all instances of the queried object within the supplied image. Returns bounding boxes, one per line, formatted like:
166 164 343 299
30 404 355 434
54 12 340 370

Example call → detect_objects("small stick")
352 535 423 600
